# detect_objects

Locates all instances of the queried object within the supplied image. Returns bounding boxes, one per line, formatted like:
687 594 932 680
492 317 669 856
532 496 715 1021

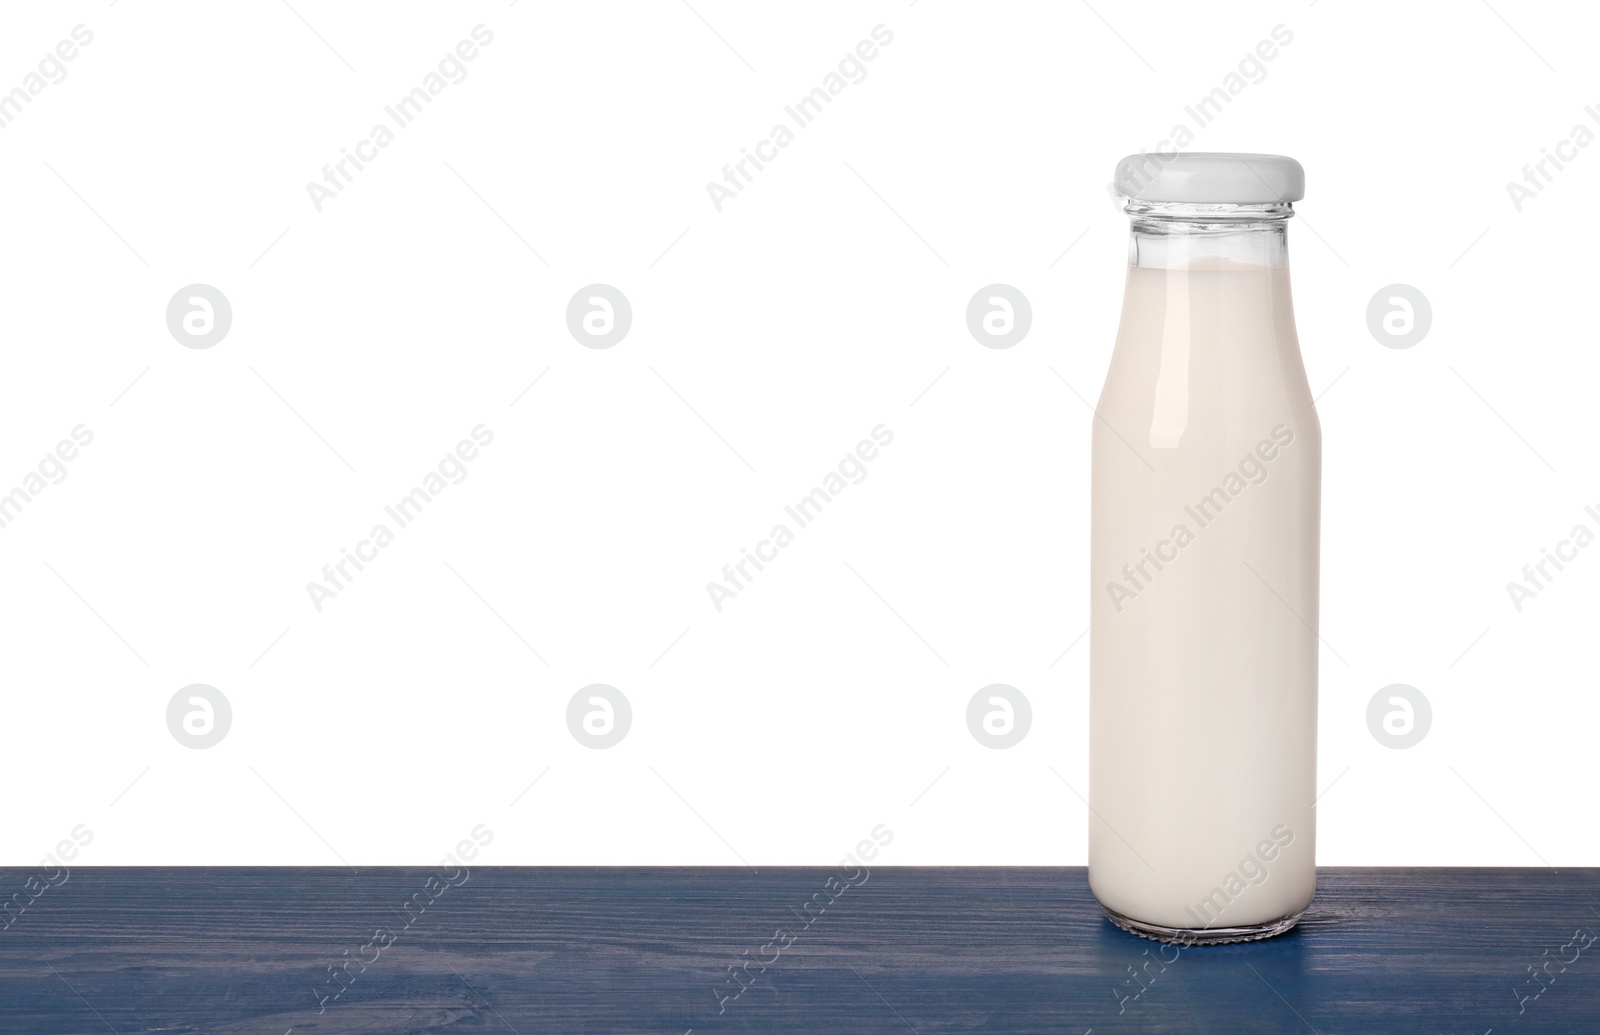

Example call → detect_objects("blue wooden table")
1 866 1596 1032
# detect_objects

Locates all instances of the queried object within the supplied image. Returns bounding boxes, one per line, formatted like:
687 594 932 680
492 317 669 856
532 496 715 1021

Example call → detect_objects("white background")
1 0 1594 867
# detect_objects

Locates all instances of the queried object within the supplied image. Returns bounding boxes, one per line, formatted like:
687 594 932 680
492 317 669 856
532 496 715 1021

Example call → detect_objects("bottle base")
1099 903 1305 945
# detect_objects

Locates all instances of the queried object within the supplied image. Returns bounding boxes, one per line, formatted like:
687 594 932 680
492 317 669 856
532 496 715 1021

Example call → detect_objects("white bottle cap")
1114 152 1304 204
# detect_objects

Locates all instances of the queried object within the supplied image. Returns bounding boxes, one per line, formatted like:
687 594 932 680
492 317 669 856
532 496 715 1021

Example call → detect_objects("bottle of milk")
1088 153 1320 944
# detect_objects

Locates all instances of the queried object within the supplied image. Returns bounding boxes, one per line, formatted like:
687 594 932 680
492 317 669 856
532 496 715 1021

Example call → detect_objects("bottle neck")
1125 201 1291 270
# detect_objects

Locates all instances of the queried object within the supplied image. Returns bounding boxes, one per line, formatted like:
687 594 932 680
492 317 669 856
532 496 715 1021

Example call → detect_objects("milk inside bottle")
1088 153 1320 944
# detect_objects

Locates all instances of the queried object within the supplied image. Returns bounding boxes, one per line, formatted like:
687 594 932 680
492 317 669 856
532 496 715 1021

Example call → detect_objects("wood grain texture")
0 867 1596 1033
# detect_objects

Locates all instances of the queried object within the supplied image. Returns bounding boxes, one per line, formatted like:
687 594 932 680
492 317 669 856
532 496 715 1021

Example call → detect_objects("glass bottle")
1088 153 1320 944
